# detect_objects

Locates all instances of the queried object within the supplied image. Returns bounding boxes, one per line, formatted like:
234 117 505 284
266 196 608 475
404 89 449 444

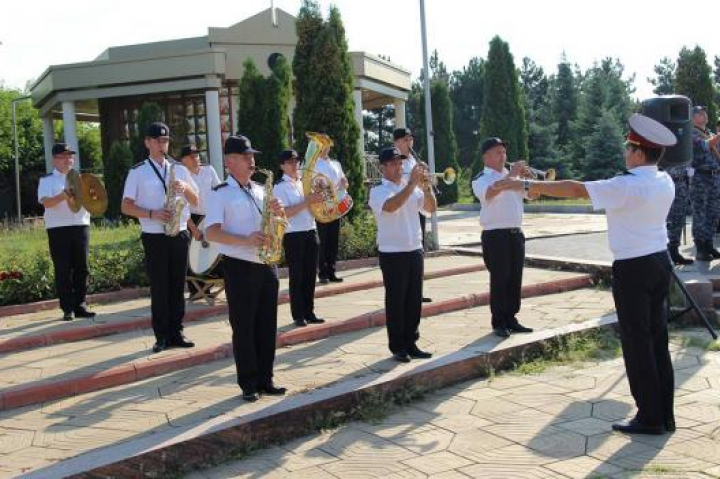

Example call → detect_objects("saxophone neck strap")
235 175 263 216
148 159 168 194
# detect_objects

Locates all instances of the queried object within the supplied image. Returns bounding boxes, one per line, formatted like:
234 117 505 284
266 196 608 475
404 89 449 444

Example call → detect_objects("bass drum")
188 219 221 276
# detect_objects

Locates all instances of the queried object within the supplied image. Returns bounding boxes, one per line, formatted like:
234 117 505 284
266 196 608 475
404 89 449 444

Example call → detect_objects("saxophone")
257 168 288 265
164 160 187 237
302 132 354 223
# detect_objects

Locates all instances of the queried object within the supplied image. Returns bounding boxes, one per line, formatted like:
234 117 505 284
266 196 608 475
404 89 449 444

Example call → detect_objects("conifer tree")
675 46 717 125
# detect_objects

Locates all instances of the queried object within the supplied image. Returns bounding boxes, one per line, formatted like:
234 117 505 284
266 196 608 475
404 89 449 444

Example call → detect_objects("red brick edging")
0 274 591 412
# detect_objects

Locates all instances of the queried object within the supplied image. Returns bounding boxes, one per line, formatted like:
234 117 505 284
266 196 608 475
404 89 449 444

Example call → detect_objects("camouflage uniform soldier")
666 165 693 264
690 106 720 261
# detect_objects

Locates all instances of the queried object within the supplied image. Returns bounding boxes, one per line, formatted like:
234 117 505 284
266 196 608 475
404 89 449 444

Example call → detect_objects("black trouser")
223 257 279 391
612 251 674 427
141 231 190 342
317 218 340 279
283 230 319 321
379 249 423 354
47 225 89 314
481 228 525 329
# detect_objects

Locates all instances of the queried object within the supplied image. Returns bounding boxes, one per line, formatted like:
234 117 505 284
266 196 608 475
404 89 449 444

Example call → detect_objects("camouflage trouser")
691 174 720 242
666 176 691 244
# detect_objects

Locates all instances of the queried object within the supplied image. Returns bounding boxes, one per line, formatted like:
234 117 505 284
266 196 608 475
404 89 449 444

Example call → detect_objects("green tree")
261 55 292 171
580 109 625 180
77 123 103 174
104 141 133 219
649 57 676 95
675 46 717 125
551 56 577 149
130 102 163 161
236 59 266 149
450 57 484 168
476 36 528 177
427 80 459 205
520 57 558 175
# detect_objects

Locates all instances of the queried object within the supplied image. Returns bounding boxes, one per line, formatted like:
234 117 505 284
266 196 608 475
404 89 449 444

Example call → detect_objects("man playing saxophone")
205 135 287 402
121 122 198 354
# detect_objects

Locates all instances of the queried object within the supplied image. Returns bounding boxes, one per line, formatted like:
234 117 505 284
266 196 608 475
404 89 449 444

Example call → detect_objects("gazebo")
29 7 411 177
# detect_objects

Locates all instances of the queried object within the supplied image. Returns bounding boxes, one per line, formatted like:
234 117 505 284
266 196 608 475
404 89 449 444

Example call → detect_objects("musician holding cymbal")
491 113 677 435
37 143 95 321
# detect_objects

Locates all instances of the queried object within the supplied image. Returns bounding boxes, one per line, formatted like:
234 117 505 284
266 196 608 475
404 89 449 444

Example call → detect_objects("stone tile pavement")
4 286 614 478
186 329 720 479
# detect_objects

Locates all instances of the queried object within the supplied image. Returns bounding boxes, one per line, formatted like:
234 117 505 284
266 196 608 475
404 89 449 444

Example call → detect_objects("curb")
0 262 484 355
0 274 591 412
52 313 617 479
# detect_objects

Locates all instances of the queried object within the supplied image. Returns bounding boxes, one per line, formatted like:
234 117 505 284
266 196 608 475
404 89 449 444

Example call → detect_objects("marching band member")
37 143 95 321
180 145 222 299
690 105 720 261
121 122 198 354
491 114 677 435
369 147 436 363
472 138 537 338
205 135 287 402
273 149 325 328
314 140 348 284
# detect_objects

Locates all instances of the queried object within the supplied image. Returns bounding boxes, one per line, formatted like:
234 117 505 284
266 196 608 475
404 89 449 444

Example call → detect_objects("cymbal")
65 169 83 213
80 173 108 216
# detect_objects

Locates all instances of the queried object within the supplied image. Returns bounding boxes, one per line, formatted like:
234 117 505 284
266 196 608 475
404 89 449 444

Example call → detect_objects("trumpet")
506 162 556 181
424 167 457 186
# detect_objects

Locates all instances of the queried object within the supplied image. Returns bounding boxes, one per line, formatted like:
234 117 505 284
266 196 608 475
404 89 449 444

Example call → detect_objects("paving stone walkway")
186 329 720 479
3 286 613 478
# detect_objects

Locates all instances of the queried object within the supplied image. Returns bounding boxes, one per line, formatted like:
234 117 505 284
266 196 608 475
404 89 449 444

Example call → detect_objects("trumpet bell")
441 167 456 185
543 168 556 181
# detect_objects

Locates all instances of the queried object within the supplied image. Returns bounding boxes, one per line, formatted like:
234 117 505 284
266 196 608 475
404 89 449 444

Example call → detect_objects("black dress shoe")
169 334 195 348
242 391 260 402
306 316 325 324
328 274 343 283
62 312 74 321
494 327 511 338
73 307 96 318
294 319 307 327
665 417 676 432
408 347 433 359
258 384 287 396
508 323 534 333
392 352 411 363
152 339 168 353
612 418 665 435
422 297 432 303
318 277 329 284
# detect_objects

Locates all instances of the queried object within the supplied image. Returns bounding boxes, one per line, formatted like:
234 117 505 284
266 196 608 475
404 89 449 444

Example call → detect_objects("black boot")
695 241 712 262
668 243 693 265
706 240 720 260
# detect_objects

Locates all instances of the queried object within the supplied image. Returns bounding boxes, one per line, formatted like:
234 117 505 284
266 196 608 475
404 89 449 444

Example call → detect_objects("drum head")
188 219 221 275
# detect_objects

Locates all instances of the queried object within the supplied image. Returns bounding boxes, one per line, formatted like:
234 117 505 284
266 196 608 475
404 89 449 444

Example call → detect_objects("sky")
1 0 717 100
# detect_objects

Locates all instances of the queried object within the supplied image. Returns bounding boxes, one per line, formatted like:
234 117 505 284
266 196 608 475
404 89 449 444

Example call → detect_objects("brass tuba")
256 168 288 265
164 160 187 237
301 132 354 223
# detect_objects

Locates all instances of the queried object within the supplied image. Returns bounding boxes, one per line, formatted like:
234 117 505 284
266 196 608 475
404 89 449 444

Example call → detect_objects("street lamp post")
12 95 31 222
419 0 439 250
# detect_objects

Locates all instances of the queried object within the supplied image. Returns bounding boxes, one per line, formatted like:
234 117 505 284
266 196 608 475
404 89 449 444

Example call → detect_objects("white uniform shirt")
471 167 524 230
369 178 424 253
273 174 316 233
401 154 418 182
205 176 265 264
189 165 221 215
314 157 345 189
37 169 91 229
585 165 674 261
122 158 197 234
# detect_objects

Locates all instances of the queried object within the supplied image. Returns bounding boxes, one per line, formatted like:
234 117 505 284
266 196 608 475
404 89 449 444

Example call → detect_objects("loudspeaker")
640 95 692 167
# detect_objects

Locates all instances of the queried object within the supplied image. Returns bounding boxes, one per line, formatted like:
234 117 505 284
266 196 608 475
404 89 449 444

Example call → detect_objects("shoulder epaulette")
131 161 145 170
41 172 53 178
212 182 228 191
617 169 633 176
369 179 382 188
472 172 484 180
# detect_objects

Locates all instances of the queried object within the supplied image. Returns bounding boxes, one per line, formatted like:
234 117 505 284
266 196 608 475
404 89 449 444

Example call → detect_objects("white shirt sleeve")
37 177 51 203
273 184 291 208
205 189 223 227
584 177 630 211
369 186 391 217
472 176 490 205
122 168 139 201
178 166 198 194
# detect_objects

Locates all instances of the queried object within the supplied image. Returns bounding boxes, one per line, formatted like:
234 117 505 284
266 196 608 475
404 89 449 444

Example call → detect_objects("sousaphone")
65 170 108 216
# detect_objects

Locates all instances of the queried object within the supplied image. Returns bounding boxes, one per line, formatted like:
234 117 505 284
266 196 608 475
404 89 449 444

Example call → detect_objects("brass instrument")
302 132 354 223
65 170 108 216
424 167 457 187
506 162 556 181
256 168 288 265
164 160 187 237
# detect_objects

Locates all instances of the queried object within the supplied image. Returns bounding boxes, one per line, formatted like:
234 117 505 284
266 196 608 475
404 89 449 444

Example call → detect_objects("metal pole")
12 95 31 222
419 0 439 250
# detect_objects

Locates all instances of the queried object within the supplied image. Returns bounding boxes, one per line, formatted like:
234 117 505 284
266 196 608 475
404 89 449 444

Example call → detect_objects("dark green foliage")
649 57 676 95
675 46 717 126
236 59 266 148
450 57 484 169
580 110 625 180
77 123 103 174
104 141 133 219
552 58 577 149
292 2 365 209
476 36 528 177
520 58 558 174
427 81 459 205
129 102 163 161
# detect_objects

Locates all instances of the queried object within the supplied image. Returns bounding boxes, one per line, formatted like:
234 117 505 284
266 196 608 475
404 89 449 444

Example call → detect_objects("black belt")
483 227 522 235
695 169 720 175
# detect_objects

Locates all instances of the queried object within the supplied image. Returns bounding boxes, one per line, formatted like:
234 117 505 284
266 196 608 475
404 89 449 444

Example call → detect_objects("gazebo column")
205 89 223 178
43 114 55 173
352 89 364 154
62 101 80 170
394 99 406 128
